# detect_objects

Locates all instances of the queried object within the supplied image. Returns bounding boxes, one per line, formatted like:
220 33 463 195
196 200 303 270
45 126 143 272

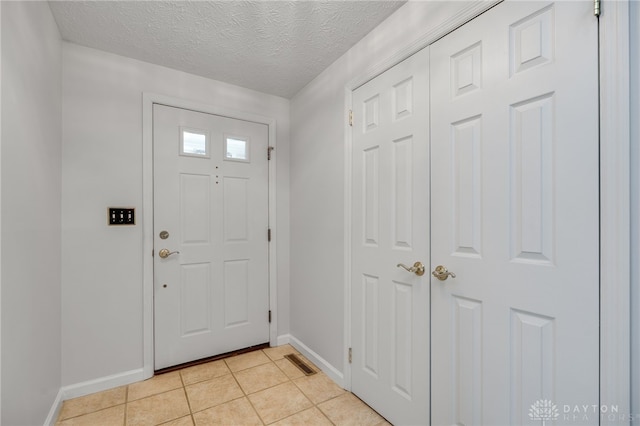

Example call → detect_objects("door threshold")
154 342 270 375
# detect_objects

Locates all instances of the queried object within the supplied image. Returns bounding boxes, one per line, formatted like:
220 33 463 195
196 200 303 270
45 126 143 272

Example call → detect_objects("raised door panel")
223 259 250 327
180 174 211 245
363 274 380 377
510 309 555 425
509 94 554 264
392 137 413 250
363 147 380 247
180 263 211 336
451 116 482 258
453 296 482 426
223 177 249 243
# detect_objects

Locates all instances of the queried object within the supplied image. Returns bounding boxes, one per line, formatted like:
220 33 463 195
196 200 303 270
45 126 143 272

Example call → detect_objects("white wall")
1 1 62 424
61 43 290 386
0 2 3 421
631 0 639 422
289 1 473 376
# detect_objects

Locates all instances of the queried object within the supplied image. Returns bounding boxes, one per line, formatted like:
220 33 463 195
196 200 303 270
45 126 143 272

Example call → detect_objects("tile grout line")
228 351 268 425
123 385 129 426
264 349 339 425
174 356 249 420
288 374 338 426
261 352 317 425
246 349 331 425
56 388 129 424
277 353 343 425
258 351 309 424
259 357 297 425
178 369 197 426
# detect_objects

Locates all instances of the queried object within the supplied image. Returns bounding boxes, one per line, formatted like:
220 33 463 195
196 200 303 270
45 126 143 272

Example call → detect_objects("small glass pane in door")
181 128 209 158
224 137 250 162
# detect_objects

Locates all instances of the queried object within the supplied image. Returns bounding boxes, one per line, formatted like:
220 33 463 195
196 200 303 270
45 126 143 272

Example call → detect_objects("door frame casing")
343 0 631 419
142 93 279 378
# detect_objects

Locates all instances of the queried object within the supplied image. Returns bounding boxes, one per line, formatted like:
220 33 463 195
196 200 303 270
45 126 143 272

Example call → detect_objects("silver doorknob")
397 261 426 276
432 265 456 281
158 248 179 259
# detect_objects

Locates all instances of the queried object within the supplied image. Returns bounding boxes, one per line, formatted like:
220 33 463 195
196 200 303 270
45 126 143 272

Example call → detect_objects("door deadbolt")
159 231 169 240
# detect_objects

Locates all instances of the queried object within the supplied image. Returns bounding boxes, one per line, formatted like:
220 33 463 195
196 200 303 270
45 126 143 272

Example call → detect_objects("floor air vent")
284 353 316 376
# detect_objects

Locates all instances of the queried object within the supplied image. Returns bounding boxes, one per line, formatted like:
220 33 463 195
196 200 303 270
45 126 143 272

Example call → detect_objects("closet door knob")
432 265 456 281
397 262 426 276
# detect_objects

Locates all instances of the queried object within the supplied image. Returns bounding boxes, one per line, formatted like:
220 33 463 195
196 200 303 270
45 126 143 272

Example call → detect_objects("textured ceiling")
49 1 405 98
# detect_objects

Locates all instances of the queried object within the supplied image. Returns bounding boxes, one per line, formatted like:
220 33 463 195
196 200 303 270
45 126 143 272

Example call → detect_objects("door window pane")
181 128 209 158
224 137 250 162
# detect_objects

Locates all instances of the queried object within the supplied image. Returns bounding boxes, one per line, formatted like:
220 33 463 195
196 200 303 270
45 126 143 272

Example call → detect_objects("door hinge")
268 228 272 242
152 249 154 257
348 110 353 127
594 0 600 16
348 347 352 363
268 146 274 160
268 310 272 323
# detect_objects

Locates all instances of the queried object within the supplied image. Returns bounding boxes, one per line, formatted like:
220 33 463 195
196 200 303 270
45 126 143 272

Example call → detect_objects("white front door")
153 104 270 370
430 1 599 425
351 47 430 425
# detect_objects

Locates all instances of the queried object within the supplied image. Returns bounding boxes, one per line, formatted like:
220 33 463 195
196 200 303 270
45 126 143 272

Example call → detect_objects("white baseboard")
43 388 65 426
276 333 291 346
44 369 145 425
61 368 146 400
287 335 345 388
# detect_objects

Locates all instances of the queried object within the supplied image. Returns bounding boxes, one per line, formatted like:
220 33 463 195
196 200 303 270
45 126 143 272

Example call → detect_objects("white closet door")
430 2 599 424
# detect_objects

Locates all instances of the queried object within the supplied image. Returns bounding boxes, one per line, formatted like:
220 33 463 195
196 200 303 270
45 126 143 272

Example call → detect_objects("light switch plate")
108 207 135 225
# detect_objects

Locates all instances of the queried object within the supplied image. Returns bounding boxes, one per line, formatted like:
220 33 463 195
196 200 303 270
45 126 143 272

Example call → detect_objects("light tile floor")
56 345 390 426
